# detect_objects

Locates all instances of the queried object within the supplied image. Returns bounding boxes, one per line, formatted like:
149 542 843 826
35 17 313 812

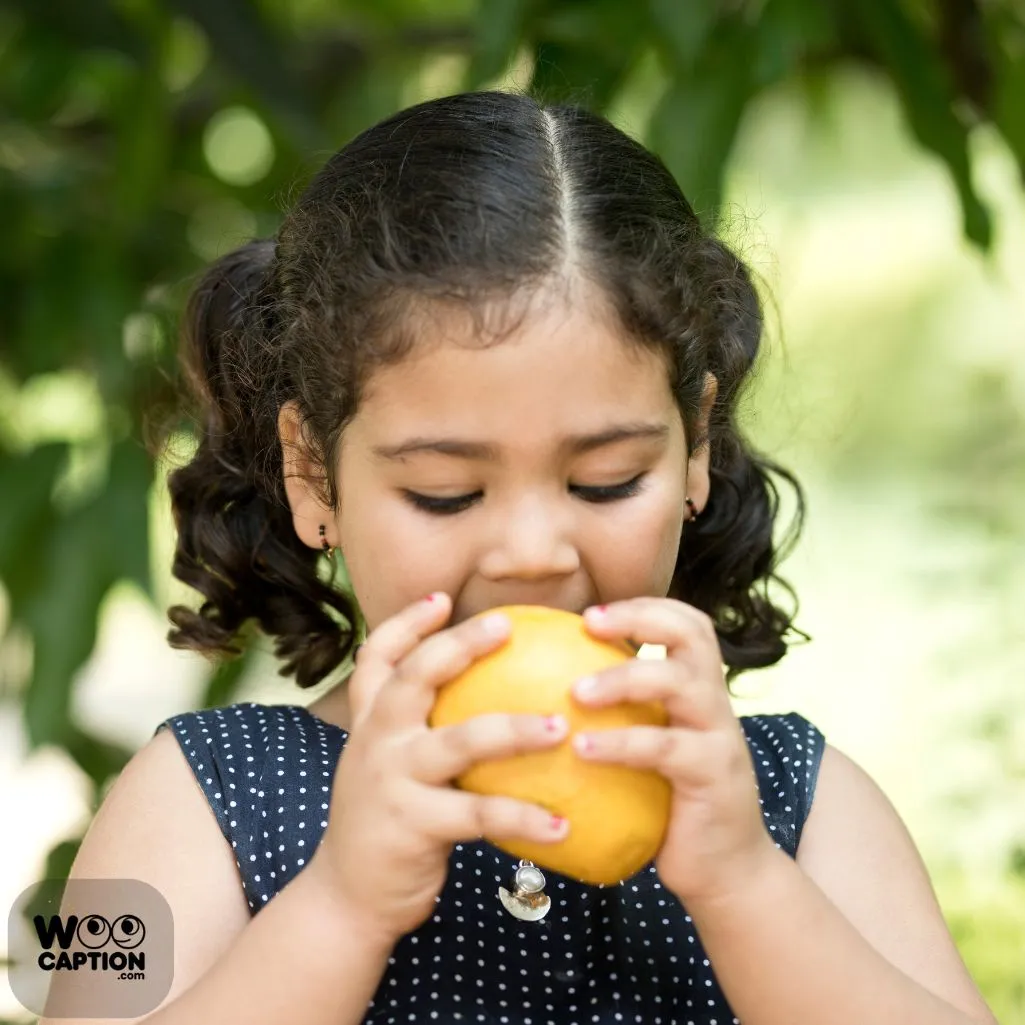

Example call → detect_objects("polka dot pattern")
157 704 823 1024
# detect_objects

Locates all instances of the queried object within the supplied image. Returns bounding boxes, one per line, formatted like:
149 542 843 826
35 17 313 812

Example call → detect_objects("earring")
685 497 699 522
318 524 335 560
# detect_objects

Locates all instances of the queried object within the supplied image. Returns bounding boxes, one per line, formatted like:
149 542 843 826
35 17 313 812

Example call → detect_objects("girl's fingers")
573 658 719 730
583 598 721 670
582 599 730 719
409 786 569 846
347 593 453 727
374 610 513 728
410 713 569 786
573 724 711 778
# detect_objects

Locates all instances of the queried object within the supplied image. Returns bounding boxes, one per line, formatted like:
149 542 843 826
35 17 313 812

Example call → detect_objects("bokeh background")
1 1 1023 1022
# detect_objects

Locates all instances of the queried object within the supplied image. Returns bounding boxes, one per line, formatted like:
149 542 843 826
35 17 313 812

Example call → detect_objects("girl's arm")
38 729 394 1025
685 744 997 1025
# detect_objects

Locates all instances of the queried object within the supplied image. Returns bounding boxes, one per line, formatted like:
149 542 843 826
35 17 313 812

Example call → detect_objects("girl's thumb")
347 644 391 729
345 593 452 728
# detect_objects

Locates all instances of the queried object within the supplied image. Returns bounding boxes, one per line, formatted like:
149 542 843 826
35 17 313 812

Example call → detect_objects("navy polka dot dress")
157 703 824 1024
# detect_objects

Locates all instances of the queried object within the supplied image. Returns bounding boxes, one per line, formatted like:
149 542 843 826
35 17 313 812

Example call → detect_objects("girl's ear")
278 400 333 549
685 373 718 512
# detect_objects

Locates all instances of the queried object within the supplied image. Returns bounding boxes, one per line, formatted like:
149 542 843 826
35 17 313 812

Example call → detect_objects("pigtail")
672 442 805 676
669 241 806 677
166 240 358 687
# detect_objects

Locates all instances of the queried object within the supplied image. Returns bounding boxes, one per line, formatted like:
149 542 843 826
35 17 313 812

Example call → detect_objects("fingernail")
574 734 593 755
480 612 510 636
550 814 567 832
424 592 441 603
545 715 567 734
574 676 596 698
584 605 608 619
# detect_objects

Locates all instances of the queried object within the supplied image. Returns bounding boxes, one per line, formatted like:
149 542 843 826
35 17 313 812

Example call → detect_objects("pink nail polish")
574 734 593 754
545 715 566 733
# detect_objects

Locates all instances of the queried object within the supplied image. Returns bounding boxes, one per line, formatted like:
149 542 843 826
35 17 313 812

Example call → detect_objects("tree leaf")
21 440 152 749
645 0 717 73
536 0 644 51
21 512 113 749
65 723 133 793
753 0 838 87
986 8 1025 185
464 0 534 88
647 19 756 224
851 0 991 248
0 445 65 613
101 440 153 593
526 0 649 108
20 840 81 925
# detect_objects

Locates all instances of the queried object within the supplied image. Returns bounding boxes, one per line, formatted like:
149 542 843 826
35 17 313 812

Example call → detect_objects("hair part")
164 90 805 688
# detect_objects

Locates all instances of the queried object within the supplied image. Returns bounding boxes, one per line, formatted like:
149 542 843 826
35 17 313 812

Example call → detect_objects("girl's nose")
478 498 580 581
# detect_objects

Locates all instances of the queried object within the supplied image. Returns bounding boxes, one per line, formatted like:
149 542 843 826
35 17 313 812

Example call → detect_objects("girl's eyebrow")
372 422 670 462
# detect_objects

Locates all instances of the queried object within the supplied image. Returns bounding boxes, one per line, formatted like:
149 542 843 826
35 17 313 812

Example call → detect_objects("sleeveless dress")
156 702 824 1025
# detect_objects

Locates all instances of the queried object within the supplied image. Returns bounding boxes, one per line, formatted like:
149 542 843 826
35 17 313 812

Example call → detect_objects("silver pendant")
498 859 551 921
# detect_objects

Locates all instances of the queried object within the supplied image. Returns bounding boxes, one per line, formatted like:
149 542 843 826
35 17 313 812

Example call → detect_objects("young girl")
53 90 994 1025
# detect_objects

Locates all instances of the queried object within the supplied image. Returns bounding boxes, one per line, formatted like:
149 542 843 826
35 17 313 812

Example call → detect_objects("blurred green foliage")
1 0 1023 1021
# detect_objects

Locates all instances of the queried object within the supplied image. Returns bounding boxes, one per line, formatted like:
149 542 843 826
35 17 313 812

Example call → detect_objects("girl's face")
281 283 712 633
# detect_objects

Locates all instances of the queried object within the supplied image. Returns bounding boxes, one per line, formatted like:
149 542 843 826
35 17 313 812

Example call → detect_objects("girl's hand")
575 597 778 905
307 593 570 946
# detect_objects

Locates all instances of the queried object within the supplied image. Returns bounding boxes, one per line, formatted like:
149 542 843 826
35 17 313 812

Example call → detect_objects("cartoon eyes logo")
76 916 110 949
111 915 146 949
75 915 146 949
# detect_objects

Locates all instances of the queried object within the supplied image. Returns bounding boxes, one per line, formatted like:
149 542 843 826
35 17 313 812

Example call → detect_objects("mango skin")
429 605 671 885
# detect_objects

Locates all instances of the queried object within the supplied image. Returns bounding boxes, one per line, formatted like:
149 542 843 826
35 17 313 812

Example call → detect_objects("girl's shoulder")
154 701 349 813
156 700 345 748
155 701 345 798
156 700 349 767
154 702 348 912
56 716 259 1010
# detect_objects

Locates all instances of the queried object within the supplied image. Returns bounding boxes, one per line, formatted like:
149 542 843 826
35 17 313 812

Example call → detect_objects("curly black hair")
166 90 805 687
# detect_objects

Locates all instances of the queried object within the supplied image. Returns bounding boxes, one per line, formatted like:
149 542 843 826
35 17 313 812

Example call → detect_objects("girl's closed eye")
402 472 650 515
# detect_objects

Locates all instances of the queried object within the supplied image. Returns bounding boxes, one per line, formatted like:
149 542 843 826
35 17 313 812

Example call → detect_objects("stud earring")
318 524 335 560
685 497 699 522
